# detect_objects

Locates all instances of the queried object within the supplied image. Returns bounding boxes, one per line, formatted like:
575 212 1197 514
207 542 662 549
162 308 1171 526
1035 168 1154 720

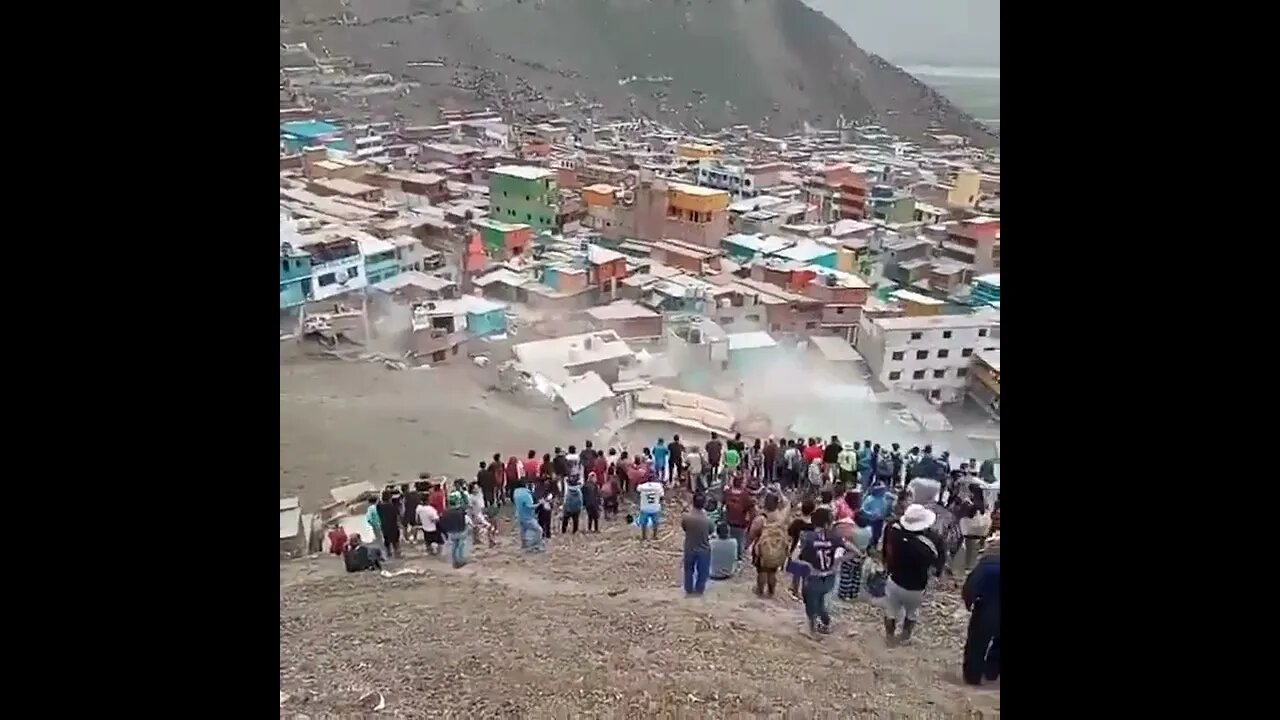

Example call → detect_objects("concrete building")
583 301 664 343
967 349 1000 419
972 273 1001 306
804 165 866 222
371 271 458 303
293 232 368 302
938 217 1001 274
582 173 730 248
280 244 312 310
358 235 401 285
867 185 916 223
695 160 786 199
281 120 349 154
855 311 1001 403
945 167 982 209
473 217 533 260
488 165 559 232
513 330 637 385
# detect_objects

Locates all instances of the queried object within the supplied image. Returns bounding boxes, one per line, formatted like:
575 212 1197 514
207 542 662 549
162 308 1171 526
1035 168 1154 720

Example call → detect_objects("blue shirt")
857 448 872 471
799 531 841 576
861 492 889 521
652 444 669 467
513 487 536 523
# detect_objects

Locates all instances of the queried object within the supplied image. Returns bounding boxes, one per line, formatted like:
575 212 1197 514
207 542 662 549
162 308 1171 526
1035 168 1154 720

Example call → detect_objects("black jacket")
885 525 947 592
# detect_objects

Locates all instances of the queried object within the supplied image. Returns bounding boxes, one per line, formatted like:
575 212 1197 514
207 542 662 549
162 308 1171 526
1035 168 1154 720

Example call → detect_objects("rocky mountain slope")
280 0 998 146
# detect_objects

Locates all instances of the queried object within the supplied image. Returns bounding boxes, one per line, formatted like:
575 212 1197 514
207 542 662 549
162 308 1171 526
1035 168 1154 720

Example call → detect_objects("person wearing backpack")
747 493 790 597
561 477 584 534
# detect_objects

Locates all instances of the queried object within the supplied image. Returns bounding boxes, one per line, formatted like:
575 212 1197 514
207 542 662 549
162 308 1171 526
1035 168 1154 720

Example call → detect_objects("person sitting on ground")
709 522 740 580
343 533 385 573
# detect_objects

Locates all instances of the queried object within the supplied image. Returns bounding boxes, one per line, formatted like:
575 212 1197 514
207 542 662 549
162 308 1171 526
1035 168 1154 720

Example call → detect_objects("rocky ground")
280 513 999 717
281 354 999 717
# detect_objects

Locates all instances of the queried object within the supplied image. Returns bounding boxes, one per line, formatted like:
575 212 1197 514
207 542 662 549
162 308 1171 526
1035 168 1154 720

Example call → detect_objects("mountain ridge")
280 0 998 147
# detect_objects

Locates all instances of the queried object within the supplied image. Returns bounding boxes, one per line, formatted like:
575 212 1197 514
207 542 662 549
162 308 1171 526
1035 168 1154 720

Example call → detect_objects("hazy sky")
804 0 1000 67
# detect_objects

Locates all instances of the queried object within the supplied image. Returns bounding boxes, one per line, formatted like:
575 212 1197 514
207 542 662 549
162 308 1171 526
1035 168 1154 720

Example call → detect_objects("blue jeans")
728 525 747 560
683 550 710 595
518 518 544 551
447 532 469 566
802 573 836 627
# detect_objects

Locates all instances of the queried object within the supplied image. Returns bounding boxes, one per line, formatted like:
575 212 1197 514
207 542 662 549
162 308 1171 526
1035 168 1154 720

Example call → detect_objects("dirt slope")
280 519 1000 716
279 0 999 146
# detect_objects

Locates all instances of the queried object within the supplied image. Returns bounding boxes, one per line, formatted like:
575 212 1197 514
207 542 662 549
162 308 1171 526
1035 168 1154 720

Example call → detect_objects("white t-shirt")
637 481 664 513
416 504 440 531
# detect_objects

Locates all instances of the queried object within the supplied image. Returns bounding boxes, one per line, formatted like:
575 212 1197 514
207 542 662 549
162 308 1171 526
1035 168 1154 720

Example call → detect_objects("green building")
489 165 559 232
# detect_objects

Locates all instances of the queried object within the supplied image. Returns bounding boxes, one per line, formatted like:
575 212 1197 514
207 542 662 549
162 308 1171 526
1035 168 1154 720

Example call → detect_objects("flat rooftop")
872 312 999 332
584 300 661 321
491 165 552 181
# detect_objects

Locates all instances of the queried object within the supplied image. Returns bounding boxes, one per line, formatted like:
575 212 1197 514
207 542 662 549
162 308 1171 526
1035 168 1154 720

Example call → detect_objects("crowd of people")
326 430 1001 688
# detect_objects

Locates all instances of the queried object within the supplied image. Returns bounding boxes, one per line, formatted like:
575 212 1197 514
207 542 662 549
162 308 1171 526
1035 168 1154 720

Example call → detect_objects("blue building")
971 273 1001 306
460 296 508 337
281 120 350 154
721 233 794 262
775 239 837 269
358 236 402 285
280 247 312 309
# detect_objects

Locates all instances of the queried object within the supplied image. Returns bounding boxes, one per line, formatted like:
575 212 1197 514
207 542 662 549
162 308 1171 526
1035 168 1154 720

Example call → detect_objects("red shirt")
591 456 608 482
493 463 507 486
428 490 446 516
523 458 541 479
327 527 348 555
802 445 823 464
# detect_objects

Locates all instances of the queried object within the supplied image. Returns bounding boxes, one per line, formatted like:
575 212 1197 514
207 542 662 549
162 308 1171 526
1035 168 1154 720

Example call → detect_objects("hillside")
280 0 999 147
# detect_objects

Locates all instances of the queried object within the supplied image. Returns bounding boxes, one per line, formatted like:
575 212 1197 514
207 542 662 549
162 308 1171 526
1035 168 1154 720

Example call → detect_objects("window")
503 191 508 197
525 195 530 201
912 370 926 380
805 321 818 329
916 350 928 360
957 367 968 378
929 389 941 400
933 369 946 379
942 330 952 339
888 371 902 381
318 273 336 287
985 347 997 352
979 328 988 337
910 331 922 340
281 259 290 273
347 267 360 279
937 349 949 359
720 316 735 325
891 351 904 361
432 350 447 362
745 313 760 322
526 214 532 222
962 348 974 358
835 306 846 315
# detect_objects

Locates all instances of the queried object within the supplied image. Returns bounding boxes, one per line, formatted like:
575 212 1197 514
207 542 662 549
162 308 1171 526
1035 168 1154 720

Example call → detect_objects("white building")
854 311 1000 403
293 229 369 302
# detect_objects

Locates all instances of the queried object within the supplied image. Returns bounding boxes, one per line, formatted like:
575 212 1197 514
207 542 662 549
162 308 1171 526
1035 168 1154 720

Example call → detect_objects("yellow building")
667 183 730 219
676 142 722 162
946 168 982 209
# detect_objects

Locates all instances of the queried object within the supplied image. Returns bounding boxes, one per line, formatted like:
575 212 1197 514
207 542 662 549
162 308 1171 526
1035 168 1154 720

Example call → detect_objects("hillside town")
279 104 1002 715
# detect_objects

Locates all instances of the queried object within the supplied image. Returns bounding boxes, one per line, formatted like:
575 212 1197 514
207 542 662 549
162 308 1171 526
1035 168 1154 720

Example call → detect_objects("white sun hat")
899 503 937 532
